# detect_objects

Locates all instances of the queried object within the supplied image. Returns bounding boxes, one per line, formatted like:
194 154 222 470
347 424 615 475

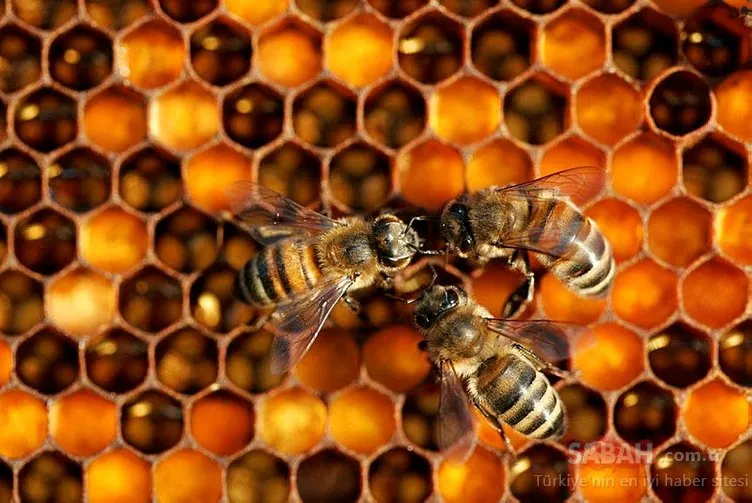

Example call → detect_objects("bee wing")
490 167 605 258
438 359 477 462
268 276 354 375
484 318 586 363
496 166 605 206
227 181 340 245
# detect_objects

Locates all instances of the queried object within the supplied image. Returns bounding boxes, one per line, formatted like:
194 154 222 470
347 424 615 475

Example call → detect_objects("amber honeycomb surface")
1 0 752 501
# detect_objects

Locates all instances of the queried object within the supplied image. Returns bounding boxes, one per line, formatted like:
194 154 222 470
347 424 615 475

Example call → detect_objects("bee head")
440 201 474 255
371 214 419 270
413 285 464 330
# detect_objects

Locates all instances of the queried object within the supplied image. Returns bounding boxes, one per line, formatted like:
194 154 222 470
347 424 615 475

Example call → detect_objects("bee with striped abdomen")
412 283 580 457
228 182 421 374
439 167 615 318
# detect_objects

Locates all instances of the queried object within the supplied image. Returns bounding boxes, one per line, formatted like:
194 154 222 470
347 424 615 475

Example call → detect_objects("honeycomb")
0 0 751 501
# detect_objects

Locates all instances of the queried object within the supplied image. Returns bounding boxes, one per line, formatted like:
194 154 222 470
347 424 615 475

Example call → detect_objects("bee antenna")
385 292 421 305
427 263 438 290
407 243 444 256
403 215 438 236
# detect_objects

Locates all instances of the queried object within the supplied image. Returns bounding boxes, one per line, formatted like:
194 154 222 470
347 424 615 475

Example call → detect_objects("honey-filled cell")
156 328 218 395
119 267 182 334
578 442 648 502
717 194 752 265
294 328 360 392
329 143 392 212
648 198 711 268
18 451 83 503
651 442 715 503
585 198 642 263
185 144 252 214
326 14 393 88
227 450 290 503
15 208 77 275
542 9 606 80
612 259 678 329
296 0 358 21
226 329 285 394
508 444 569 503
439 446 504 503
0 148 42 214
260 387 327 455
612 8 678 82
576 74 642 146
17 327 79 394
539 136 606 178
614 381 677 449
364 79 427 150
190 16 252 87
14 87 78 153
429 76 501 146
683 134 748 204
573 322 644 392
297 449 362 502
683 378 750 449
467 139 532 193
86 449 152 503
648 323 711 389
85 0 152 30
85 328 148 393
154 449 222 503
540 272 607 324
220 222 257 271
82 206 148 274
511 0 566 14
0 25 42 93
0 340 10 386
648 70 712 137
397 139 464 212
190 266 254 332
293 80 356 149
226 0 288 25
191 390 254 456
119 147 183 213
50 388 117 457
117 20 185 90
259 142 322 206
611 132 678 205
0 389 48 459
364 325 432 393
151 81 219 151
84 85 147 153
582 0 635 14
505 75 568 146
48 268 115 338
471 10 533 82
682 257 748 329
398 12 464 85
155 206 219 273
329 386 396 454
122 390 184 455
369 447 432 503
49 25 113 91
719 321 752 387
257 21 322 88
715 70 752 142
471 261 525 318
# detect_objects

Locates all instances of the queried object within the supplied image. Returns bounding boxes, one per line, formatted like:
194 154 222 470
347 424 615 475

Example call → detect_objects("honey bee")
228 182 421 374
412 283 580 457
439 167 615 318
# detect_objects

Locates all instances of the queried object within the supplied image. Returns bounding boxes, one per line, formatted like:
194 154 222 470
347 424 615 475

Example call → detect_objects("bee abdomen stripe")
296 243 316 289
274 244 293 295
515 383 556 435
236 260 262 305
529 393 565 439
258 247 281 302
485 356 535 414
501 373 548 426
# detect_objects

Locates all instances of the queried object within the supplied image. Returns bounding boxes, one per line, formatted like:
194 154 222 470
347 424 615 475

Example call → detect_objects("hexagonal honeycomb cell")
1 3 751 501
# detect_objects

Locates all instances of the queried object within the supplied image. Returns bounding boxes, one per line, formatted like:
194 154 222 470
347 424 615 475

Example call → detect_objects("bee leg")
472 398 516 457
511 343 573 379
343 295 361 313
502 251 535 319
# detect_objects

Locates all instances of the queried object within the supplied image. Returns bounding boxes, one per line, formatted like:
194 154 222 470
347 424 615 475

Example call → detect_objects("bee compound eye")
415 313 431 329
